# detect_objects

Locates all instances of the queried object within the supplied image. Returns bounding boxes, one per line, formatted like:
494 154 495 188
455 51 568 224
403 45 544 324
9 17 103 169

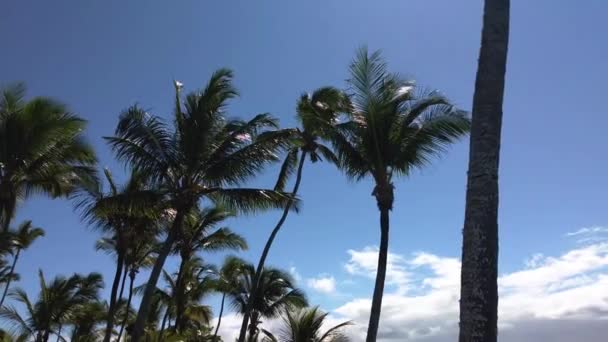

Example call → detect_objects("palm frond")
208 188 300 214
274 149 299 191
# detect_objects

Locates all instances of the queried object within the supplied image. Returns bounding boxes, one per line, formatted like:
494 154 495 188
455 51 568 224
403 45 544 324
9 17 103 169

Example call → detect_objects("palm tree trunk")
237 151 307 342
212 293 226 341
458 1 509 341
132 211 185 342
365 207 389 342
117 269 136 342
118 265 128 303
103 252 125 342
173 254 188 332
0 249 19 307
42 329 51 342
159 307 170 341
0 193 16 233
55 324 62 342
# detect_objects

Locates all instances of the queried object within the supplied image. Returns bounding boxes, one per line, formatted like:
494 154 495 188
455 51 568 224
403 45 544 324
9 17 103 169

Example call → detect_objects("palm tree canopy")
0 84 97 230
329 48 470 207
273 87 349 192
104 70 299 214
0 271 103 341
263 307 352 342
175 206 247 258
230 263 308 319
7 220 45 251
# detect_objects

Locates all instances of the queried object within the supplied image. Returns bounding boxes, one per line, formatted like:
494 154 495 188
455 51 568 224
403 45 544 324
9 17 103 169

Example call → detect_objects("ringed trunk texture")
0 249 19 307
365 207 389 342
458 0 510 341
212 293 226 341
237 151 307 342
103 252 125 342
131 211 185 342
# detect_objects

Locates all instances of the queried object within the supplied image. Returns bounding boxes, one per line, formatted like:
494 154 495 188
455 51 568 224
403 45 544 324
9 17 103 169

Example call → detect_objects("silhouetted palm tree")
0 84 96 232
229 263 307 342
0 220 45 307
261 307 352 342
237 87 349 342
0 271 103 342
105 71 297 341
67 300 107 342
174 207 246 332
115 237 156 342
75 168 162 342
329 48 470 341
458 0 510 341
212 256 246 341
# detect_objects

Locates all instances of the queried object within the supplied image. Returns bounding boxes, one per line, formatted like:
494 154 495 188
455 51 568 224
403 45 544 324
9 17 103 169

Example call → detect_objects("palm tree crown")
262 307 352 342
0 220 45 307
0 84 97 232
0 271 103 342
328 47 470 342
229 262 307 341
105 69 298 341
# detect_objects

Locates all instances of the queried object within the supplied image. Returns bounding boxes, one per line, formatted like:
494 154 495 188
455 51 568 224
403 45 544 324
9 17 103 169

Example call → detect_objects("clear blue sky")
1 0 607 319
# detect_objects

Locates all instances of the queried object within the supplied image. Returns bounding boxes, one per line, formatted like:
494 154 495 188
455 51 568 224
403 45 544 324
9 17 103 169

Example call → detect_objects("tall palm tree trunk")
42 329 51 342
237 151 307 342
0 249 19 307
104 252 125 342
118 266 128 303
212 293 226 341
174 254 189 332
366 207 389 342
159 307 171 341
117 269 136 342
55 324 62 342
0 192 16 233
132 212 185 342
458 0 510 341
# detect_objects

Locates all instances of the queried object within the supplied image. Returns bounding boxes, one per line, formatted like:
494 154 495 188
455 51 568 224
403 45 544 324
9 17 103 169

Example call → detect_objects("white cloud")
566 226 608 236
345 246 411 293
565 226 608 244
215 230 608 342
289 266 302 282
334 240 608 341
307 275 337 294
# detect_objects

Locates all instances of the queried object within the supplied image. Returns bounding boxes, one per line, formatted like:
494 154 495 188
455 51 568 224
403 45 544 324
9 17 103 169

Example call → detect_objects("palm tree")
328 48 470 341
105 71 297 341
0 220 44 307
115 238 157 342
67 300 107 342
135 259 215 341
0 84 97 232
75 168 162 342
261 307 352 342
174 207 246 332
0 271 103 342
237 87 349 342
229 263 307 342
0 259 19 295
172 258 215 335
212 256 246 341
458 1 510 341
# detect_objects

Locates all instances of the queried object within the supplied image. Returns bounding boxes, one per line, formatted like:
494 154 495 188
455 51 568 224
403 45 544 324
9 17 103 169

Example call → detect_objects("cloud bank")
217 227 608 341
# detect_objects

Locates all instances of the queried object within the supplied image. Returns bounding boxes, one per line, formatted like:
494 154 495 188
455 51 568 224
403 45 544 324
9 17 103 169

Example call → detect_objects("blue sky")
2 1 608 341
